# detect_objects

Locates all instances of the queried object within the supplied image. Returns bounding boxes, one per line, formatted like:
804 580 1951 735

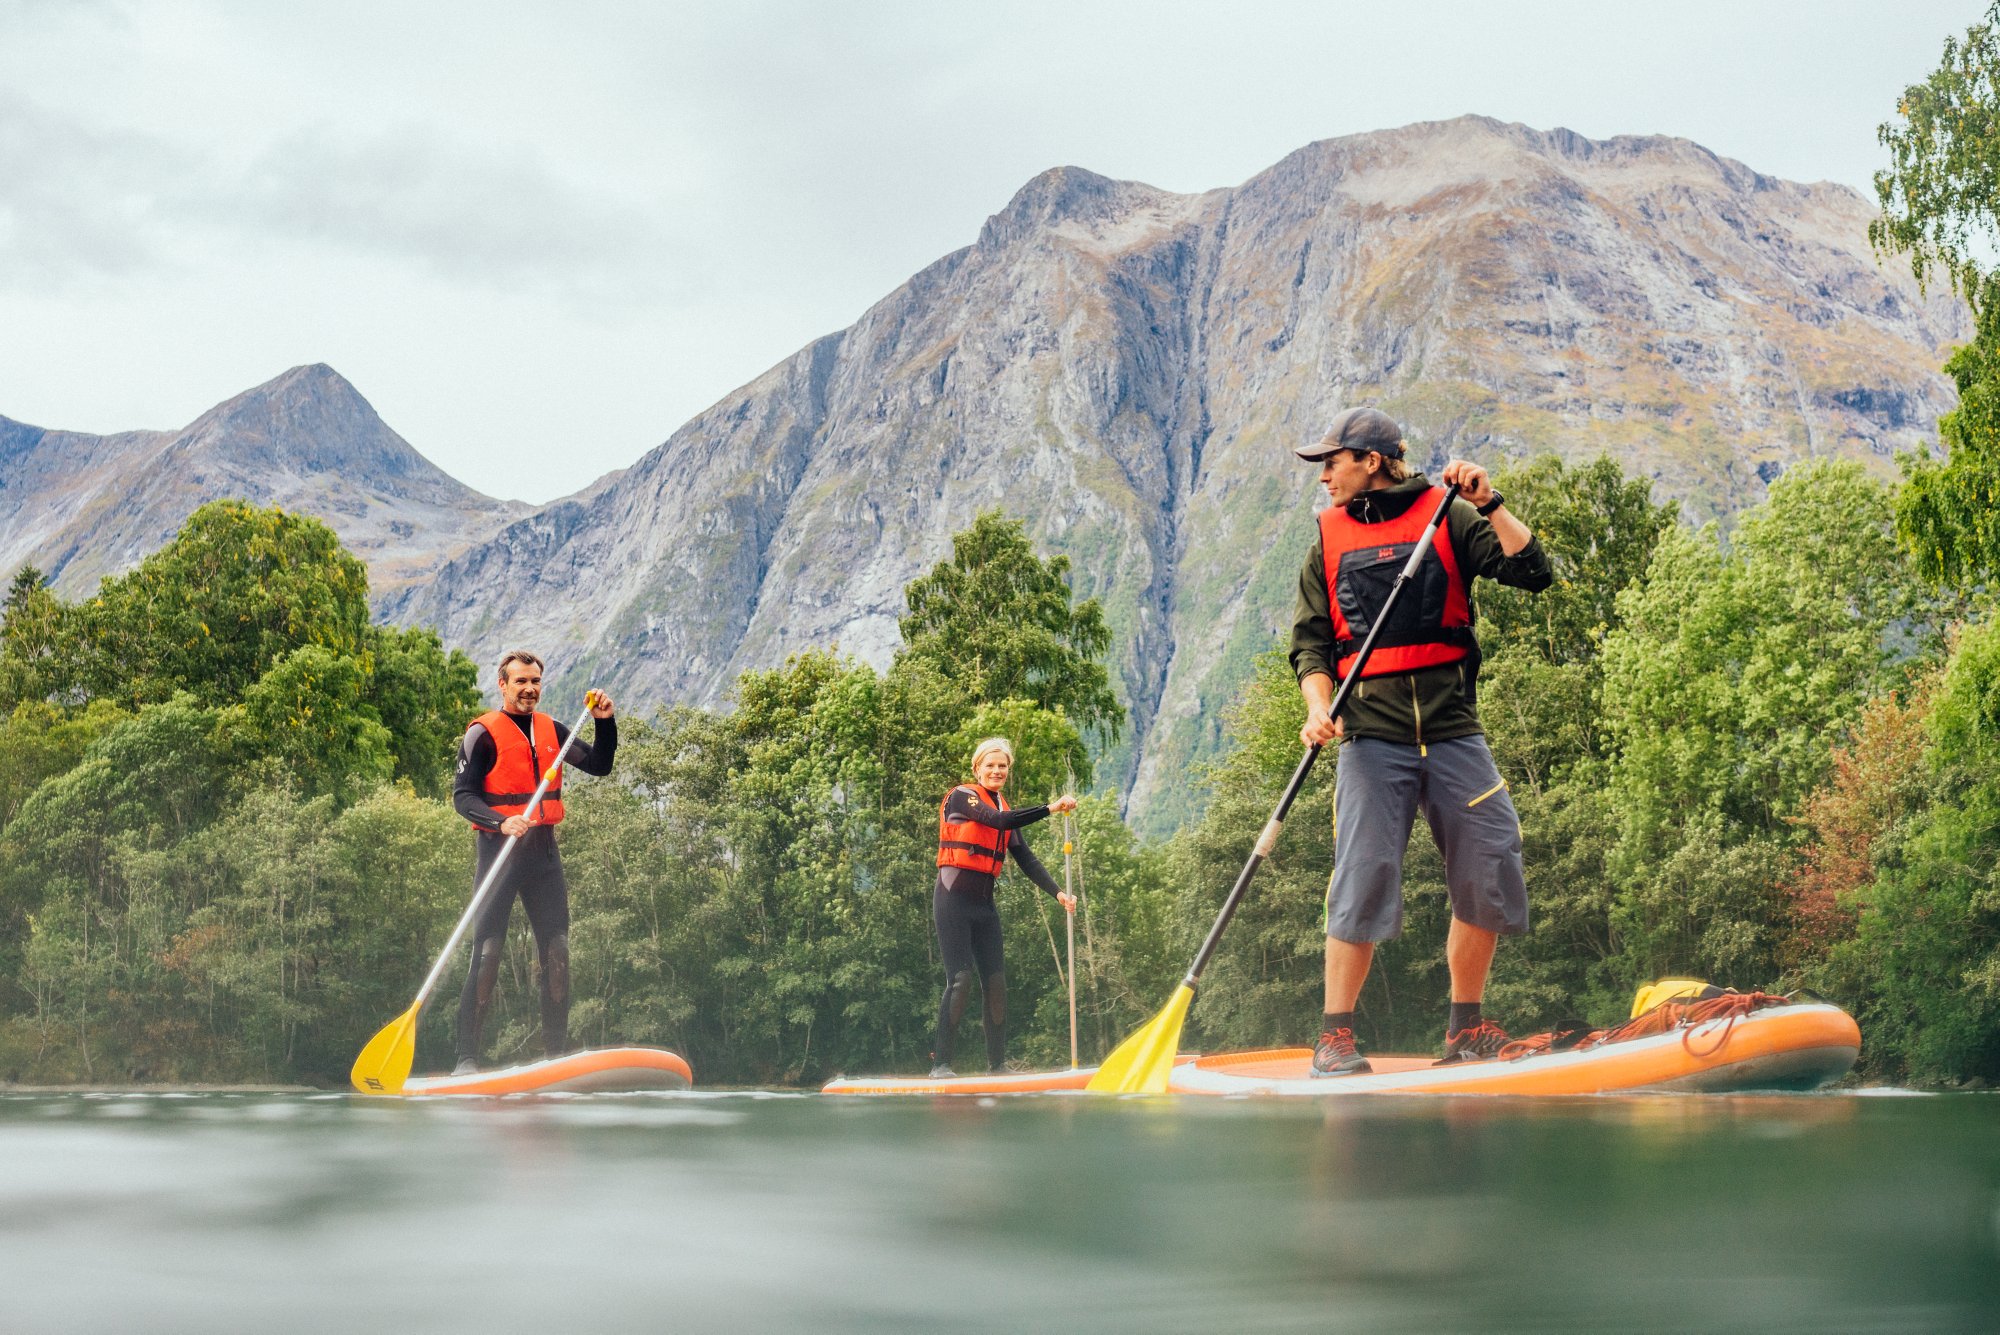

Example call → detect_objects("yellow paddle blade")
1085 984 1194 1094
349 1003 420 1095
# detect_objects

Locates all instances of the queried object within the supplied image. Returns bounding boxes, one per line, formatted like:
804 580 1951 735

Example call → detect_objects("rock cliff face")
0 364 525 599
385 117 1965 831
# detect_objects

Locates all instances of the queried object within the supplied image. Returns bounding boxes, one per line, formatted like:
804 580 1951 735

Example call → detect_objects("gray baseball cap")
1297 406 1406 462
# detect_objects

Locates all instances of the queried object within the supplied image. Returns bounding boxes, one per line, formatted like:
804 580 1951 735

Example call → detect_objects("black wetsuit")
451 712 616 1063
933 790 1065 1072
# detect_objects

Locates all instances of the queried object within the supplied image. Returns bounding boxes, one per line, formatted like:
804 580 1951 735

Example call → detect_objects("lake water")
2 1088 1994 1332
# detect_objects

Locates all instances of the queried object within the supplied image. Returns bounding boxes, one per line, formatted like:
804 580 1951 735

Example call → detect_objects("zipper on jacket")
1412 677 1425 754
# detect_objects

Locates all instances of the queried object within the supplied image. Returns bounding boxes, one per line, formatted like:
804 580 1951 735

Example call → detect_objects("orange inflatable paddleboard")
399 1046 693 1096
1166 1002 1859 1096
822 1054 1201 1096
822 1066 1100 1095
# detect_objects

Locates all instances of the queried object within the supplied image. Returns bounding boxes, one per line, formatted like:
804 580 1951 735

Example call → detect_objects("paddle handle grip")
409 692 604 1012
1181 484 1460 989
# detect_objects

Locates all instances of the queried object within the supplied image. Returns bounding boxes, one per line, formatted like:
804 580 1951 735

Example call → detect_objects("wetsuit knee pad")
944 970 975 1026
540 932 571 1005
472 936 505 1005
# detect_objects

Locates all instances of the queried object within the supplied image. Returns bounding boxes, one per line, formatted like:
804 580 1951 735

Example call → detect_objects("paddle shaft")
407 695 601 1013
1063 807 1079 1069
1179 483 1461 988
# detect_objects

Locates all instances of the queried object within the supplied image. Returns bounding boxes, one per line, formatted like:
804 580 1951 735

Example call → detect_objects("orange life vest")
937 784 1009 876
1319 485 1474 679
471 709 565 828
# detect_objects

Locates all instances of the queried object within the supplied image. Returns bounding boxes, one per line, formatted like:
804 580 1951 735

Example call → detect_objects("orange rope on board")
1490 992 1793 1062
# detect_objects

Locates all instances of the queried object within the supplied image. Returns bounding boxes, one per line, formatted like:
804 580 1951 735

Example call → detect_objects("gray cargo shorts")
1324 733 1529 944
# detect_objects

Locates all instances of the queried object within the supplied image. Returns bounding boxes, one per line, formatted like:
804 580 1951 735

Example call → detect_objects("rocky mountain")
0 364 526 599
385 117 1967 832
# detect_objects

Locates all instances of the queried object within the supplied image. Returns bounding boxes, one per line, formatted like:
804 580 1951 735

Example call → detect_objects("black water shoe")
1311 1027 1372 1077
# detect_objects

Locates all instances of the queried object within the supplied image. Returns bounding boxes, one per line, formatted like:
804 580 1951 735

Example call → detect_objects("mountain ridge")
0 363 528 599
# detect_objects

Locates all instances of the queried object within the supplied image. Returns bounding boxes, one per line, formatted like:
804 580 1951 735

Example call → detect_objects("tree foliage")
69 500 372 708
1479 454 1678 667
1596 461 1946 988
5 456 2000 1086
1873 5 2000 590
1898 293 2000 589
1872 3 2000 307
899 509 1124 748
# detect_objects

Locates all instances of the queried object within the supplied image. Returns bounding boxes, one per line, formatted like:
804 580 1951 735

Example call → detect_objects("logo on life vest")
1377 547 1397 560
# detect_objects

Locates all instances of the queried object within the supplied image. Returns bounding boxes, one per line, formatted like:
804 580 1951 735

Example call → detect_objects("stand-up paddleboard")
822 1066 1099 1095
398 1047 693 1096
1166 1002 1859 1097
823 1055 1198 1095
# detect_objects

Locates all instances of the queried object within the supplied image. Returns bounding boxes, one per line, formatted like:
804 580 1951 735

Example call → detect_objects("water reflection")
0 1091 1993 1332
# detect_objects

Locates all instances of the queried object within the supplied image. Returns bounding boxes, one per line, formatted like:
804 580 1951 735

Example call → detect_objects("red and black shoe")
1435 1018 1511 1065
1311 1027 1372 1077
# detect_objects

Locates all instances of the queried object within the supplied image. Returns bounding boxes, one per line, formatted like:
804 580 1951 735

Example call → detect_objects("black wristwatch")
1476 492 1505 517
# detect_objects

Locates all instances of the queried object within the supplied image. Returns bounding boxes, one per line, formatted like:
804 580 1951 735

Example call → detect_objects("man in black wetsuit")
931 737 1077 1077
450 650 616 1074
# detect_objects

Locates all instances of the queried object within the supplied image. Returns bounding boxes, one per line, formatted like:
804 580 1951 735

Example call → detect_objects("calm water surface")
2 1088 1995 1332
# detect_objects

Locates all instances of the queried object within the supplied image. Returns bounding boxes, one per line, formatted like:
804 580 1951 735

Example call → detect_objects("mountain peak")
3 363 524 599
979 165 1178 250
181 362 438 483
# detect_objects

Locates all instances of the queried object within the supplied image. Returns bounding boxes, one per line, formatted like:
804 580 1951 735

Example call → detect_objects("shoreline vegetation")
3 448 1997 1092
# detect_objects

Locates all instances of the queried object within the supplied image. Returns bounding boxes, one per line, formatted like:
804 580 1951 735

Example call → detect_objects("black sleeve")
552 717 618 776
945 788 1050 832
1008 830 1066 900
452 725 506 832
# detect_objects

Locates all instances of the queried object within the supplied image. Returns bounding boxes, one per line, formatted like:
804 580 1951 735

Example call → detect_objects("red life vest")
1318 485 1474 679
937 784 1009 876
470 709 565 828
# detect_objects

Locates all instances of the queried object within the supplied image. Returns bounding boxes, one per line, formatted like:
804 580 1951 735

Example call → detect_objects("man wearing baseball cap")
1289 407 1553 1075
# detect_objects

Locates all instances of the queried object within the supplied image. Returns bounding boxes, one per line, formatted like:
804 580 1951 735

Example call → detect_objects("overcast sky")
0 1 1981 503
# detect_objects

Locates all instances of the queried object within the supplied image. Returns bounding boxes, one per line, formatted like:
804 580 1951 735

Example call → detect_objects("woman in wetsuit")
931 737 1076 1077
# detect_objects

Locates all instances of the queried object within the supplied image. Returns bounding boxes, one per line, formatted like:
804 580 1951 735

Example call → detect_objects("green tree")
1479 454 1678 667
1602 461 1933 851
153 782 470 1082
1898 296 2000 589
363 625 483 797
1872 5 2000 588
899 510 1124 747
2 696 227 1078
0 699 129 836
1020 794 1178 1062
1598 461 1944 986
228 646 395 802
73 500 371 708
1872 3 2000 309
0 566 77 710
1163 647 1341 1049
1826 618 2000 1081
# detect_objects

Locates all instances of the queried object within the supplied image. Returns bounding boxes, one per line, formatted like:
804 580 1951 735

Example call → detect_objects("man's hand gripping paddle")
350 691 602 1095
1086 485 1461 1093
